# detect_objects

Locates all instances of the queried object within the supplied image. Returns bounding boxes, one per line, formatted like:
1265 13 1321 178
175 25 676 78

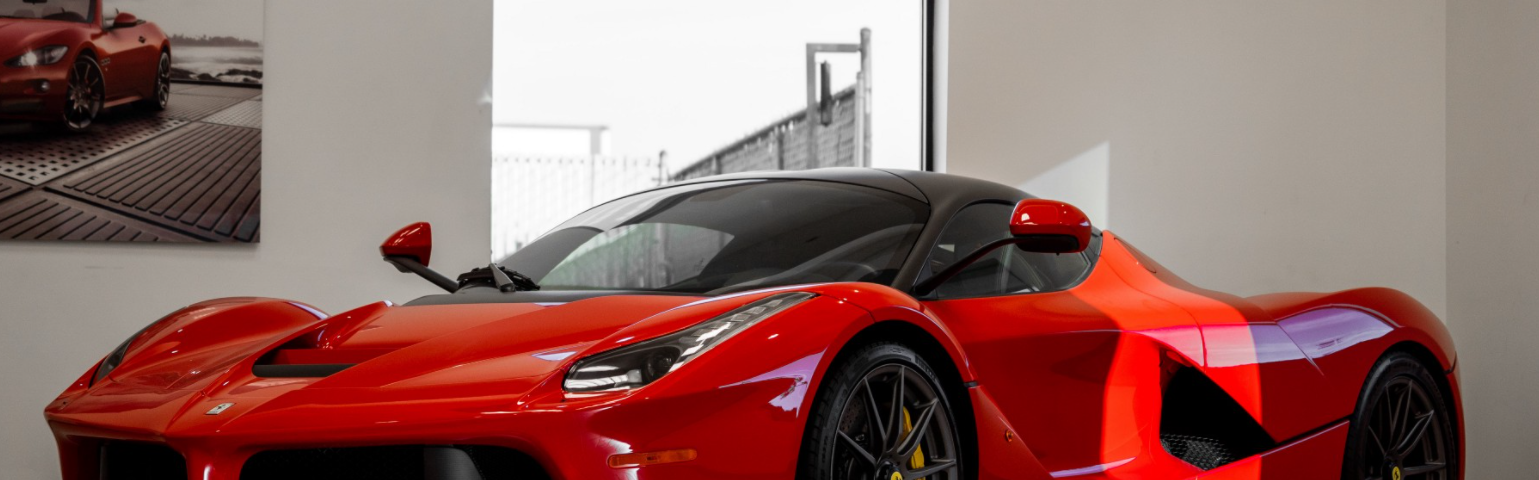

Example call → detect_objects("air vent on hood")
252 364 354 378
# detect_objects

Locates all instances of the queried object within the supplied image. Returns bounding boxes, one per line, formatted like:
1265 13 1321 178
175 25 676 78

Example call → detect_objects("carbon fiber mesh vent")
1159 368 1276 470
1160 433 1236 471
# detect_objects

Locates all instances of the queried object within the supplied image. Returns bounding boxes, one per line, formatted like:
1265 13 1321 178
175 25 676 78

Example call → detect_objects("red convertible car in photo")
1 0 170 131
44 169 1461 480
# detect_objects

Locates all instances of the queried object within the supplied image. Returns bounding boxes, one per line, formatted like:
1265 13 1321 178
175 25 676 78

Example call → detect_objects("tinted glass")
502 180 928 294
920 202 1093 299
1 0 92 22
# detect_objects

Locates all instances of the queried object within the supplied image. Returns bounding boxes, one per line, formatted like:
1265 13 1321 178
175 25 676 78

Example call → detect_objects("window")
2 0 91 22
491 0 934 261
920 203 1096 299
503 179 929 294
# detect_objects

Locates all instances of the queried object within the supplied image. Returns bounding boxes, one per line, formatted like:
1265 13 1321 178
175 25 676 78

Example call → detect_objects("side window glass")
921 202 1094 299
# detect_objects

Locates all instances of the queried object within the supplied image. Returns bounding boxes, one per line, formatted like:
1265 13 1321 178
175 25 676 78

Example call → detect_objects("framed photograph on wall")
0 0 262 242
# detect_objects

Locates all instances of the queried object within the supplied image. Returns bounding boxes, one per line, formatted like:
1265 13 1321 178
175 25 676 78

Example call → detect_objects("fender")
84 298 327 392
808 282 981 384
1118 234 1459 445
529 289 877 480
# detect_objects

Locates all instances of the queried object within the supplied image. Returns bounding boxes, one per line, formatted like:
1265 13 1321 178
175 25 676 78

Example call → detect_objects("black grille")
240 445 549 480
101 441 187 480
1158 368 1276 470
1160 433 1236 471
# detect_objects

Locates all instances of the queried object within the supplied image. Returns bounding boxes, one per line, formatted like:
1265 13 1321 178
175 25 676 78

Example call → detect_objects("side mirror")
1009 199 1092 254
111 12 140 29
380 222 458 292
381 222 433 266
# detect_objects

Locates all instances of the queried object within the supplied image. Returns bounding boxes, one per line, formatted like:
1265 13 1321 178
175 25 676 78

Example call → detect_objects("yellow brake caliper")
901 407 926 479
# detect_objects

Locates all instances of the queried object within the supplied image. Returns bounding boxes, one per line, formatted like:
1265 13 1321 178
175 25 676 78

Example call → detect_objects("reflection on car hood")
0 19 73 58
102 293 707 395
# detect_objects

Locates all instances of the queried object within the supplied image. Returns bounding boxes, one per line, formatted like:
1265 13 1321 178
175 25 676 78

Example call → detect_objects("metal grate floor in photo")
0 190 194 241
175 84 264 100
1 82 262 242
201 101 263 129
0 176 24 203
162 94 249 122
0 116 189 185
55 122 262 242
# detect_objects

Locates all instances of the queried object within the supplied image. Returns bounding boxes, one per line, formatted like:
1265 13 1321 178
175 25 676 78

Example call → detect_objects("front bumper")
46 370 812 480
0 62 69 122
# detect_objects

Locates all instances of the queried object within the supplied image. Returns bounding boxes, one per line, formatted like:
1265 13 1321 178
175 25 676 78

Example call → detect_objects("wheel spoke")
1390 385 1412 439
1401 462 1447 476
863 377 888 442
1391 411 1435 460
897 399 940 458
905 458 956 479
1367 425 1388 456
837 430 878 467
887 367 906 449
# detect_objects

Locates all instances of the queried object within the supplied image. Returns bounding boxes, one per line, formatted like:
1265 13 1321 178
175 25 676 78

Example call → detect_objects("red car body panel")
44 172 1461 480
0 0 167 122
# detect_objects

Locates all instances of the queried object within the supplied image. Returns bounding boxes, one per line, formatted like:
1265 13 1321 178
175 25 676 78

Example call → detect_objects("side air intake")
1159 368 1276 470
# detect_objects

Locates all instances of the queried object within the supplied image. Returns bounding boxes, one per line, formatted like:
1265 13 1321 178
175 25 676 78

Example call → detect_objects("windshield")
0 0 92 22
501 179 928 295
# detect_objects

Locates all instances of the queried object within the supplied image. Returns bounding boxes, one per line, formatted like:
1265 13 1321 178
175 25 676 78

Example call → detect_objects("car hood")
0 18 74 56
50 294 715 433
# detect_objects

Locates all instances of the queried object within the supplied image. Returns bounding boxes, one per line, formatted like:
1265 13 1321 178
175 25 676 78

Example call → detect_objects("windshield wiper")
487 263 539 292
448 263 541 293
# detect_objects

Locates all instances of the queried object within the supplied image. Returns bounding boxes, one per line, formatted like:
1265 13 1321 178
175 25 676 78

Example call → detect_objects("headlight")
5 45 69 67
90 314 173 386
563 292 816 392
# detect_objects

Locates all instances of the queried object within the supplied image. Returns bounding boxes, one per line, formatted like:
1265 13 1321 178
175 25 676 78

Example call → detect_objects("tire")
799 342 964 480
61 55 104 132
138 51 170 111
1341 352 1458 480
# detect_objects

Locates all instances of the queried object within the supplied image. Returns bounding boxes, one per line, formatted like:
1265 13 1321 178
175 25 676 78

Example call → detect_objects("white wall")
946 1 1448 320
0 1 493 478
1447 1 1539 477
949 1 1539 476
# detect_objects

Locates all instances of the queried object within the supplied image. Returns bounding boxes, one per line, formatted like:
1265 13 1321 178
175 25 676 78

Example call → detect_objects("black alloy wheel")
800 342 962 480
63 56 104 132
147 51 170 110
1342 352 1457 480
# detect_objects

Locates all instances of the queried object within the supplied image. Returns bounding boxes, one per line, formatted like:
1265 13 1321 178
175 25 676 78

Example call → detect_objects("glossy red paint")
0 0 169 125
379 222 434 266
44 235 1461 478
1009 199 1093 251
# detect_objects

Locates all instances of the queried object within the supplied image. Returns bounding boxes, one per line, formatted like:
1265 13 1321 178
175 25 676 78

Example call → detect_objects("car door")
919 202 1208 476
93 1 156 100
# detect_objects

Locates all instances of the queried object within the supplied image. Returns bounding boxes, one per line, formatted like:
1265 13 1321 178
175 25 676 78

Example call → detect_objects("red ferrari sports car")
45 169 1461 480
0 0 170 131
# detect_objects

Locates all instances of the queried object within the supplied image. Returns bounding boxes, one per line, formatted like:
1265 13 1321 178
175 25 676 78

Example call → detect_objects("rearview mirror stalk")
384 255 459 292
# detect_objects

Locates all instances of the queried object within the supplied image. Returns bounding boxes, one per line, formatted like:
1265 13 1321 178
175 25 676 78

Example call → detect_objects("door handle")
138 36 146 43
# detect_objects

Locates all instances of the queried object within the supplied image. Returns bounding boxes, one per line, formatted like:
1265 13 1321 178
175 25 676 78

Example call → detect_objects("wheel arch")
827 319 981 479
1379 339 1462 462
1342 340 1465 480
